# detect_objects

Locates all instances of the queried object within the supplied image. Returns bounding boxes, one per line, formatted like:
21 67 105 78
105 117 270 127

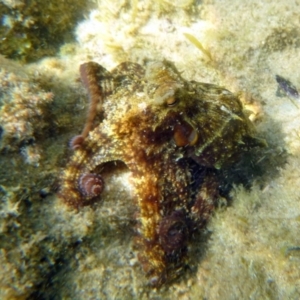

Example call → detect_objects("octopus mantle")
59 60 264 286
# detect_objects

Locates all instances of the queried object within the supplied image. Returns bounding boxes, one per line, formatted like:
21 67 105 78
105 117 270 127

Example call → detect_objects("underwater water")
0 0 300 299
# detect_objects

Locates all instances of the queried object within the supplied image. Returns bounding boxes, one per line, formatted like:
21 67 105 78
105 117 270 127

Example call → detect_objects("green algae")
183 32 212 60
0 0 91 62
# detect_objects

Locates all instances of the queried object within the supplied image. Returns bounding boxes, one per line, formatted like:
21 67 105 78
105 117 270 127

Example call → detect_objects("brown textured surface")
59 60 263 286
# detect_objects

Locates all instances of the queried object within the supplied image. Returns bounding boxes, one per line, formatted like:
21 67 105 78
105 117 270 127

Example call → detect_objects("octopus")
59 60 265 286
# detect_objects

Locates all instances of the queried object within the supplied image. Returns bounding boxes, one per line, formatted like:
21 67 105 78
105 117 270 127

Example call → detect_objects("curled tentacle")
69 134 84 150
78 173 104 198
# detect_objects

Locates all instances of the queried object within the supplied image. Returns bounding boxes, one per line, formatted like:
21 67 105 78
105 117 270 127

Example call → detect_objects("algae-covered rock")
1 0 300 299
0 0 91 62
0 55 93 299
0 63 53 155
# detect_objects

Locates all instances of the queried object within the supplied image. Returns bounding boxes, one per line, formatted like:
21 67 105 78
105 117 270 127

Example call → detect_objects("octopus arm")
59 131 124 208
132 158 192 286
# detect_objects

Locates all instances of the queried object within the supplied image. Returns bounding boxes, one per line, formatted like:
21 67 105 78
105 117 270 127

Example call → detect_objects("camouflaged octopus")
59 60 264 286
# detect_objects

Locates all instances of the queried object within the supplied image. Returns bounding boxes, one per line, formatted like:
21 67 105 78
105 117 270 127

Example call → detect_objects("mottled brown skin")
59 60 264 286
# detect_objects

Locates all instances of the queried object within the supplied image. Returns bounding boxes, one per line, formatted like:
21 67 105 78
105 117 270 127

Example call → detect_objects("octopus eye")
158 211 189 255
173 121 198 147
166 95 177 106
78 173 104 198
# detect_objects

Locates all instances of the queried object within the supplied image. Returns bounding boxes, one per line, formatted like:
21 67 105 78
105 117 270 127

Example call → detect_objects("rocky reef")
0 0 91 62
0 0 300 299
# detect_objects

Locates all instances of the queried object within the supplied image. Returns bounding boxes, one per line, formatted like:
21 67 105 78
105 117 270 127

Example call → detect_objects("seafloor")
0 0 300 299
